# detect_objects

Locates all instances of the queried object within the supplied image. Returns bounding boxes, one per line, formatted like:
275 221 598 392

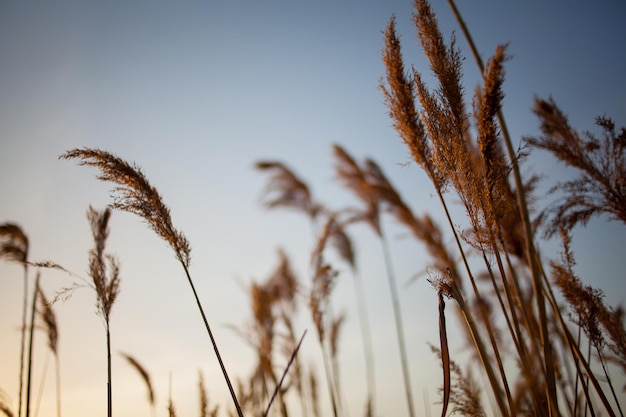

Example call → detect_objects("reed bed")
1 1 625 416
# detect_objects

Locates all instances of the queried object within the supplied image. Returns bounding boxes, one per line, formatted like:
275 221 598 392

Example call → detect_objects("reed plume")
86 206 120 417
332 145 381 235
364 157 460 280
61 148 242 417
255 161 322 220
256 155 378 415
526 98 626 237
60 149 190 267
380 2 551 414
551 228 626 414
239 248 299 416
0 223 29 417
379 16 441 189
119 352 155 417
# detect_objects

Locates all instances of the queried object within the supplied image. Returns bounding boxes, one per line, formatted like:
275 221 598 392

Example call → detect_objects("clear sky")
1 1 625 416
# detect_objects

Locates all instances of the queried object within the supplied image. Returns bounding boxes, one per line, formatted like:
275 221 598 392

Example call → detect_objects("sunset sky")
1 1 625 416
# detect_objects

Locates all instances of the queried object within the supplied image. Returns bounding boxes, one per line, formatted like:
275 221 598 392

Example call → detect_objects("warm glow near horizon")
1 1 625 417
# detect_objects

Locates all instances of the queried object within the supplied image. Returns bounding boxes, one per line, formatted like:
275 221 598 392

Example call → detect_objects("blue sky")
1 1 625 416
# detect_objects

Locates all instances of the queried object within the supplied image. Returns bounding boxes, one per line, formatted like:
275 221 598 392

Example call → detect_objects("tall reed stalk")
0 224 29 417
332 144 416 417
86 206 120 417
61 148 243 417
24 271 39 417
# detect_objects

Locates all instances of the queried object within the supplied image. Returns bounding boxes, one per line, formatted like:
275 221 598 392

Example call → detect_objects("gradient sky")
1 1 625 416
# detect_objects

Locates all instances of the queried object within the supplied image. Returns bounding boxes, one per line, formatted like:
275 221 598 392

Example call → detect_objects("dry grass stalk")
437 293 451 417
279 313 308 417
332 144 417 417
62 148 243 417
264 330 307 417
86 206 119 417
24 271 40 417
444 1 560 409
380 20 509 403
325 220 377 417
308 216 340 417
0 223 29 417
551 229 625 415
119 353 155 414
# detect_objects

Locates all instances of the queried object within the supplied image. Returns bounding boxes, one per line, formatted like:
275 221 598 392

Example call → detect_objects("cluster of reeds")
375 0 626 415
1 0 625 416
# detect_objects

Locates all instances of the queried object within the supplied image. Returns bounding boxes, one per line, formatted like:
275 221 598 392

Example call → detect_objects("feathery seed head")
61 148 191 267
37 285 58 355
255 161 322 219
0 223 29 264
